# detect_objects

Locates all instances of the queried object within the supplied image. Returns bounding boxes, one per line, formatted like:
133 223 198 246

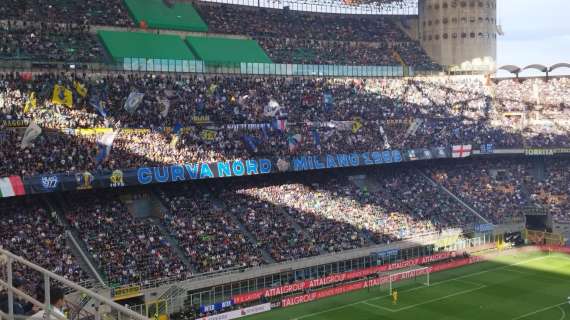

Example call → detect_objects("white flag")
158 97 170 118
263 99 281 117
124 91 144 114
21 122 42 149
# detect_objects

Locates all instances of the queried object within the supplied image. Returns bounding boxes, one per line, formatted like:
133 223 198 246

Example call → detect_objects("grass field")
245 251 570 320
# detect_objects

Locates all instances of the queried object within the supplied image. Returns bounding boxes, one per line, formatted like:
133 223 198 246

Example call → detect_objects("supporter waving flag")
243 135 261 154
89 95 107 118
95 131 118 165
264 99 282 117
23 92 37 113
51 84 73 108
170 123 182 147
312 129 321 151
20 122 42 149
323 91 334 113
272 118 288 132
124 91 144 114
288 133 303 153
158 97 170 118
74 81 88 98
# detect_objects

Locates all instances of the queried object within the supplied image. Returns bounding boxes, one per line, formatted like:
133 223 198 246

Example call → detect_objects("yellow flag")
207 83 218 97
170 135 179 147
74 81 87 98
23 92 37 113
200 129 217 141
352 117 363 133
52 85 73 108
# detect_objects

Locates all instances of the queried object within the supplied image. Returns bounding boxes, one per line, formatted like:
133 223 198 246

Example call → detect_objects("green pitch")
245 251 570 320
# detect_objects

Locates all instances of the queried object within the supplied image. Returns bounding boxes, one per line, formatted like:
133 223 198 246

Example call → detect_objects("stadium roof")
199 0 418 15
497 63 570 76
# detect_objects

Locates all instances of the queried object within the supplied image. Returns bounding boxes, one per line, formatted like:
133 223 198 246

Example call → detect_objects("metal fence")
119 58 408 77
0 248 148 320
0 58 413 77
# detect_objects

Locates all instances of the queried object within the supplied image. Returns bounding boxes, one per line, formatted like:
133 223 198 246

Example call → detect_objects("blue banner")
474 223 495 233
19 147 451 196
199 300 233 313
290 150 403 172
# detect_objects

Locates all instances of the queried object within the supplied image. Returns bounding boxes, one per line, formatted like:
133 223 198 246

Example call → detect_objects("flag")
200 129 217 141
272 119 287 132
288 134 302 153
74 81 87 98
312 129 321 151
0 176 26 198
451 145 472 158
158 97 170 118
124 91 144 114
323 92 333 113
243 135 261 153
20 122 42 149
352 117 363 133
89 95 107 118
207 83 218 97
260 125 269 140
170 123 182 147
95 131 118 164
264 99 281 117
23 92 37 113
52 85 73 108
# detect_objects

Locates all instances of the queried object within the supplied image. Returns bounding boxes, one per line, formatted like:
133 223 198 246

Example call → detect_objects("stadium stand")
0 0 439 67
431 159 532 224
63 192 188 286
194 2 439 68
185 36 272 64
0 198 86 291
525 159 570 223
98 31 197 63
2 74 570 177
158 185 265 273
123 0 208 31
0 22 103 63
0 0 133 26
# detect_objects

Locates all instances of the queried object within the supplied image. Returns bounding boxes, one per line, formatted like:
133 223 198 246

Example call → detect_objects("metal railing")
0 57 413 77
0 248 148 320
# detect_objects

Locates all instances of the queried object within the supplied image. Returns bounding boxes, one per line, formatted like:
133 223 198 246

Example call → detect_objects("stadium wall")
418 0 497 70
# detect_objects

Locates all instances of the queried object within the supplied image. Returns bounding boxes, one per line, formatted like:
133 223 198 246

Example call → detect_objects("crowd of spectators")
0 198 85 293
2 73 570 177
0 0 439 67
159 185 264 273
227 182 365 259
0 0 132 27
525 159 570 223
0 21 103 63
431 160 531 224
195 2 438 68
64 193 187 286
195 2 408 42
257 37 399 66
1 158 570 288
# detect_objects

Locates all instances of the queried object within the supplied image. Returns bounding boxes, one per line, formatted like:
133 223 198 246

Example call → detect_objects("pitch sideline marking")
361 301 397 313
510 302 567 320
291 255 550 320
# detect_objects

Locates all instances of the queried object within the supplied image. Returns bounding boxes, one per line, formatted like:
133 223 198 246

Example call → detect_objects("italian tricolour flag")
0 176 26 198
